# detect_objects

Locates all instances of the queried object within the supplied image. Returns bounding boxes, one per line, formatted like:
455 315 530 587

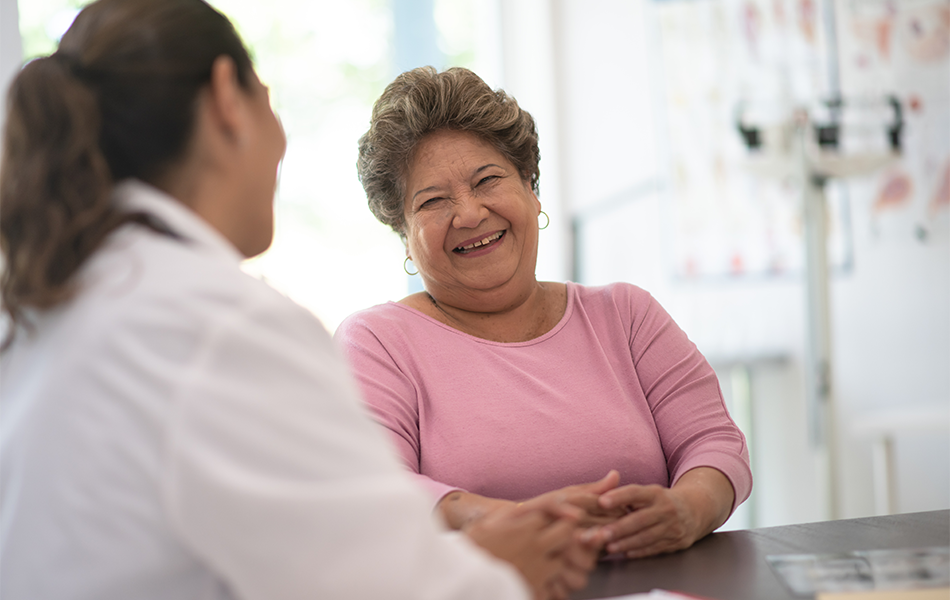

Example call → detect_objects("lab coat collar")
113 179 246 265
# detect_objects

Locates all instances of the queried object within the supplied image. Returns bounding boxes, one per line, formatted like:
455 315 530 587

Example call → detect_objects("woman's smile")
453 230 506 255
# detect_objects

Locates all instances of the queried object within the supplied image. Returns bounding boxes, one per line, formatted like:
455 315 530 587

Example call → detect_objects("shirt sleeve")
162 291 526 600
335 314 465 505
625 288 753 513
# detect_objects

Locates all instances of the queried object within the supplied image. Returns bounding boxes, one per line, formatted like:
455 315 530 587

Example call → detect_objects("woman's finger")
603 499 694 555
536 516 580 554
598 482 658 511
521 493 570 515
622 526 694 559
557 563 590 591
582 469 621 495
546 578 570 600
564 531 601 570
606 519 669 554
602 500 679 554
522 492 615 527
556 493 622 525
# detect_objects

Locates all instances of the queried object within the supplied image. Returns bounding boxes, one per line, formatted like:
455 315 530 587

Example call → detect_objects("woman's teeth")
456 231 504 252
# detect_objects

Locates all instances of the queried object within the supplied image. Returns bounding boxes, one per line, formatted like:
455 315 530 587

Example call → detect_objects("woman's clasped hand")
464 501 605 600
595 467 736 558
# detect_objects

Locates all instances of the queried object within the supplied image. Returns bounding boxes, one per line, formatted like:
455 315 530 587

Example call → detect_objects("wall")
1 0 21 136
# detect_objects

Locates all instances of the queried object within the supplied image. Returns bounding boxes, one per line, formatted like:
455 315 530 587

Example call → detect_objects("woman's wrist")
671 467 735 538
436 491 517 530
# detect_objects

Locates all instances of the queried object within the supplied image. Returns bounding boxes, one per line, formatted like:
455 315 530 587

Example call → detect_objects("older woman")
336 66 753 560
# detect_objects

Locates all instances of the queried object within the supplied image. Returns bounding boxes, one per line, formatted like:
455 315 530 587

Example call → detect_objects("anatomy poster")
654 0 949 280
836 0 950 242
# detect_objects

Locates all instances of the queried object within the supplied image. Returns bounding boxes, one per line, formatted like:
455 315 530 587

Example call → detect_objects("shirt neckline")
385 281 577 347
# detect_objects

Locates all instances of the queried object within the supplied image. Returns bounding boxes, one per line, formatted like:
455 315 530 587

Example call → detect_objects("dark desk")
573 510 950 600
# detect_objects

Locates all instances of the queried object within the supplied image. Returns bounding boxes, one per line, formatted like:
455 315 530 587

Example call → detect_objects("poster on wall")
653 0 949 280
835 0 950 243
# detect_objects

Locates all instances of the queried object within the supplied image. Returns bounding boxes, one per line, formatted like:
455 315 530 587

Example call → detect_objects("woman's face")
238 71 286 257
403 129 542 310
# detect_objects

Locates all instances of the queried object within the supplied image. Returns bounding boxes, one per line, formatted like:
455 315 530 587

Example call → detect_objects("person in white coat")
0 1 603 599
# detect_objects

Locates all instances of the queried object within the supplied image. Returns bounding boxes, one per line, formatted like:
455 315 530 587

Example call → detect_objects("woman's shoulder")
335 300 427 342
570 281 689 351
566 281 670 337
570 281 654 311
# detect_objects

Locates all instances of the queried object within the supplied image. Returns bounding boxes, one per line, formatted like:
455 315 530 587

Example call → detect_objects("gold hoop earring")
538 210 550 230
404 256 419 276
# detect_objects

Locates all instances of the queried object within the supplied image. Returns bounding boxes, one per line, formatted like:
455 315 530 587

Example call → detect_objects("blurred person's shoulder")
53 182 317 359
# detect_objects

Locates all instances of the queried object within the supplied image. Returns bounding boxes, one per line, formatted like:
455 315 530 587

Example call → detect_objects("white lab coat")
0 180 528 600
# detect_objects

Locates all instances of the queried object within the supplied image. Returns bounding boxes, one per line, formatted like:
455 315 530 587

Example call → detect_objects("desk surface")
573 510 950 600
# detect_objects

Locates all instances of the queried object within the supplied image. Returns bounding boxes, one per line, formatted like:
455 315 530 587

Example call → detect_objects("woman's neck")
403 281 567 343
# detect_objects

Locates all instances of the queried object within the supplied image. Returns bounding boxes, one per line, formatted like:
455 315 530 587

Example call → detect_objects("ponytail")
1 56 114 344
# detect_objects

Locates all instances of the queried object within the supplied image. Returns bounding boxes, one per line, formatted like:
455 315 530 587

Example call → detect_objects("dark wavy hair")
356 66 540 240
0 0 254 349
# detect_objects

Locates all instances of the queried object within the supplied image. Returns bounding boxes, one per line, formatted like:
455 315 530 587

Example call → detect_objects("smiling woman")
337 66 754 561
402 129 549 333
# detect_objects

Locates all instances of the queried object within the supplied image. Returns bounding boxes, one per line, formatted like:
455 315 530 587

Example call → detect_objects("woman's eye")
420 197 442 208
477 175 499 186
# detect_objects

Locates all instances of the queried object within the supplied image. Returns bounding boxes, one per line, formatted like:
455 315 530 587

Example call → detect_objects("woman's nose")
452 194 489 229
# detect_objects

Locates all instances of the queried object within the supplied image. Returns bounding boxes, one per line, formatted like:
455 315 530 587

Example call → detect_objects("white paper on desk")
592 590 705 600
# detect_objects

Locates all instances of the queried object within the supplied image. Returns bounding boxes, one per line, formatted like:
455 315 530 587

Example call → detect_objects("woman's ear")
205 55 245 145
522 178 541 211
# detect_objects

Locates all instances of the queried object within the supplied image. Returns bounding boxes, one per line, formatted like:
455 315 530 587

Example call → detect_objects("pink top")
335 282 752 513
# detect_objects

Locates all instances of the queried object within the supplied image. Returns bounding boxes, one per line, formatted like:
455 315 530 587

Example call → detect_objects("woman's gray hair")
356 66 540 239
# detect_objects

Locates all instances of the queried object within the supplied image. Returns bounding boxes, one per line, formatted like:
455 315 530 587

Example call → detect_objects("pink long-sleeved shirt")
335 282 752 512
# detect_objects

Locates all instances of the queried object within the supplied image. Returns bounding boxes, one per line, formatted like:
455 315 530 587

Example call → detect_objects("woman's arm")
582 285 752 559
626 290 752 513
